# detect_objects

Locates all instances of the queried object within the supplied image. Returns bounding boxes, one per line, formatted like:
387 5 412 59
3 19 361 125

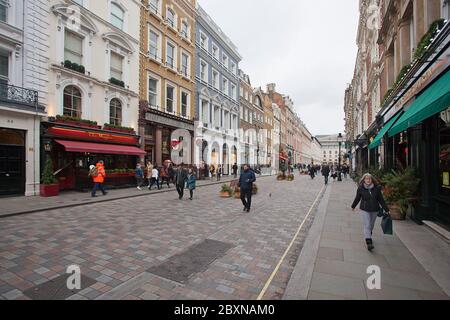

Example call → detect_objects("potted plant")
40 158 59 197
287 173 295 181
383 168 420 220
277 172 286 181
220 184 232 198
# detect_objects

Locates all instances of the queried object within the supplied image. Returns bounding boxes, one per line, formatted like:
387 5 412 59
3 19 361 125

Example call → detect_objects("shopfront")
0 128 25 196
41 121 145 192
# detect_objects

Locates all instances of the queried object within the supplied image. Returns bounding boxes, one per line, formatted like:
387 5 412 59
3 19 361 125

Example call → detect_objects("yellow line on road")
256 185 326 300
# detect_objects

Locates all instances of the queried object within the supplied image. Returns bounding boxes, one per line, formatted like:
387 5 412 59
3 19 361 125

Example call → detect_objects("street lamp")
338 133 343 181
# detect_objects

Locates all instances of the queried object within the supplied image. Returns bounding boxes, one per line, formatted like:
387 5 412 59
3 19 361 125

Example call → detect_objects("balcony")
0 82 40 111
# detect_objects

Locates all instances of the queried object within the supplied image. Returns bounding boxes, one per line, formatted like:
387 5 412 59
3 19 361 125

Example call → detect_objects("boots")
365 239 374 251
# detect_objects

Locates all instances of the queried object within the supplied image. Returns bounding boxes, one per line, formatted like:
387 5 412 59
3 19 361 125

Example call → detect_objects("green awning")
389 69 450 137
368 111 404 150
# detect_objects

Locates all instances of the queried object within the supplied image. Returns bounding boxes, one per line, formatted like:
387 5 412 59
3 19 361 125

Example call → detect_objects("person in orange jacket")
90 160 108 197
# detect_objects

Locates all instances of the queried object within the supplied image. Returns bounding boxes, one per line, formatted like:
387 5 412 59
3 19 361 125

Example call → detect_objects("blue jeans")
91 182 106 196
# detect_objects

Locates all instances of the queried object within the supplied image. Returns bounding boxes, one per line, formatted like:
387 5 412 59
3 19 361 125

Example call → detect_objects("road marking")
256 185 325 300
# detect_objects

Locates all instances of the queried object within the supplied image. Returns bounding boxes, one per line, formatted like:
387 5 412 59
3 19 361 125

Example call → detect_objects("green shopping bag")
381 214 393 235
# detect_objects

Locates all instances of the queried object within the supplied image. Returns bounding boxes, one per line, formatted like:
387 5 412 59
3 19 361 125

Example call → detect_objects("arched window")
110 3 125 30
63 86 82 118
110 98 122 126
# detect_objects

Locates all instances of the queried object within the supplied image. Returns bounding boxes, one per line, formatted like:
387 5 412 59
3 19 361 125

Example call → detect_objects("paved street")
0 174 324 300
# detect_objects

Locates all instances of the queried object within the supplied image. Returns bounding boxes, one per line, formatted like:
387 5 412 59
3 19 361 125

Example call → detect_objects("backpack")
88 167 99 178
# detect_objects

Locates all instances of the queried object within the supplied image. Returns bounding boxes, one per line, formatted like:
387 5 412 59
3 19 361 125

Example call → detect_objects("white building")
47 0 140 128
316 134 347 166
0 0 49 196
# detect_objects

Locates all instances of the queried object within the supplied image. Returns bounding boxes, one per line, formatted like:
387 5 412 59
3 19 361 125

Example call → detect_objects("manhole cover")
23 274 96 300
148 239 234 284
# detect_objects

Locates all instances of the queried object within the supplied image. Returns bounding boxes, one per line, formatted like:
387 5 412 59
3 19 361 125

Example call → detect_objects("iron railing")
0 82 39 108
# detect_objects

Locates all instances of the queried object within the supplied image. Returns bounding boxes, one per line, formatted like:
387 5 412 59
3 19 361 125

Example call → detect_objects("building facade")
43 0 144 192
316 134 347 166
139 0 196 166
0 0 48 196
345 0 450 227
195 4 241 174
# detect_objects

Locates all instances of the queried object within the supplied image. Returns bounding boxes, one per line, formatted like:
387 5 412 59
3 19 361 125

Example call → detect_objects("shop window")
109 98 122 126
63 85 82 118
144 124 153 137
439 108 450 197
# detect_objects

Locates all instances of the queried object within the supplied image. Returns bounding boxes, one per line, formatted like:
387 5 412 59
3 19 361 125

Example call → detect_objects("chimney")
267 83 276 93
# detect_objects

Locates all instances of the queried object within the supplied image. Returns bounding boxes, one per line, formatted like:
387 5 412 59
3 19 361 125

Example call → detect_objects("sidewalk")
283 179 450 300
0 175 261 219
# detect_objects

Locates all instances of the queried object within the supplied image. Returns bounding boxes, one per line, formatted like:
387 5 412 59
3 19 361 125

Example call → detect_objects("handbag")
381 214 393 235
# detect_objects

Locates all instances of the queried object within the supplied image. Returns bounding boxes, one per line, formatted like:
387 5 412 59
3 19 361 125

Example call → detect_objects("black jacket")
351 184 389 212
321 166 330 176
238 170 256 190
175 169 187 186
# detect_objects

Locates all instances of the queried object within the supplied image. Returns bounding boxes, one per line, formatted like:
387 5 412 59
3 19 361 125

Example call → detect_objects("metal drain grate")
23 274 96 300
147 239 234 284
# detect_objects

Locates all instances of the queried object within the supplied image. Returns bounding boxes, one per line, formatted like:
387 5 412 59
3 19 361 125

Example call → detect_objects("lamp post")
338 133 343 182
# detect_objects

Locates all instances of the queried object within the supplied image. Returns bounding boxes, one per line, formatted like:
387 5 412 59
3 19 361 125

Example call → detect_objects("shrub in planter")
220 184 232 198
287 173 294 181
109 77 125 88
40 158 59 197
277 172 286 181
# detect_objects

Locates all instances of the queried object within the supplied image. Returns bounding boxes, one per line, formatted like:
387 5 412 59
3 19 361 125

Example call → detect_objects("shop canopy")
55 140 146 156
368 111 403 150
389 69 450 137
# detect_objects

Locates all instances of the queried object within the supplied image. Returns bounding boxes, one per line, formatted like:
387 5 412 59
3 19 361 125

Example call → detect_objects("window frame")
63 85 82 118
109 98 123 126
110 2 125 30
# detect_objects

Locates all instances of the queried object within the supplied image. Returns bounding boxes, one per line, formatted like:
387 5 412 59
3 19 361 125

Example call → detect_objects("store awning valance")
389 69 450 137
368 111 403 150
55 140 146 156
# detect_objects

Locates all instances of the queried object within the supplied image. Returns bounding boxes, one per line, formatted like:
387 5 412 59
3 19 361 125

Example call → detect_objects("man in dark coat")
238 164 256 212
321 164 331 185
175 164 187 200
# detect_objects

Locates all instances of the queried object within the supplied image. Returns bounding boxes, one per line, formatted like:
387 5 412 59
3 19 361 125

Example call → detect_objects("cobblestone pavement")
0 174 324 300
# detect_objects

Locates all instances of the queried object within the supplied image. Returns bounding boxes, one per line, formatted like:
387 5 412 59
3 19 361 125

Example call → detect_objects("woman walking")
146 162 153 188
186 168 196 200
135 163 144 190
351 173 390 251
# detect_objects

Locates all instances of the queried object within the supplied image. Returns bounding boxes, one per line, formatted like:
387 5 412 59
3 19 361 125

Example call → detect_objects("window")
110 52 123 80
166 42 175 68
111 3 125 30
212 69 219 89
166 8 175 28
200 61 207 82
212 43 219 60
0 50 8 84
439 107 450 197
149 0 159 14
63 86 82 118
231 61 236 74
0 0 8 22
240 86 243 97
200 33 208 51
231 84 236 100
109 98 122 126
148 77 158 107
64 30 83 65
149 30 159 60
181 92 188 117
166 85 174 113
181 52 189 77
73 0 83 5
181 21 189 39
222 53 228 68
244 109 248 122
222 77 228 94
201 100 208 123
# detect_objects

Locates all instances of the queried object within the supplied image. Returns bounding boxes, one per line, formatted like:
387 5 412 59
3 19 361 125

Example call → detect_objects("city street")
0 175 324 300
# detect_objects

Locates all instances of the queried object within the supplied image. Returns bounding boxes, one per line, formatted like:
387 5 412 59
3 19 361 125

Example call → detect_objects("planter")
104 127 136 135
40 184 60 197
234 188 241 199
55 119 100 130
389 204 406 220
220 191 232 198
108 173 135 178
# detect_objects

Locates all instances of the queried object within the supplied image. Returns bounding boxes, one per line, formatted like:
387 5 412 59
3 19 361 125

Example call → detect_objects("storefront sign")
48 127 139 145
145 113 194 131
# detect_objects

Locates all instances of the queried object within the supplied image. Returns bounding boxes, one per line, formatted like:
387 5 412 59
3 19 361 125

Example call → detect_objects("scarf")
363 183 374 190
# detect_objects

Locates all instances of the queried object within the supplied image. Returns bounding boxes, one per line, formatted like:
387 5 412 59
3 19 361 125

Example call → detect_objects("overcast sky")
198 0 359 136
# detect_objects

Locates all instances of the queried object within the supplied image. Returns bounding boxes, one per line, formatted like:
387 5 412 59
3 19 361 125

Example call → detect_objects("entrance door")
0 145 25 196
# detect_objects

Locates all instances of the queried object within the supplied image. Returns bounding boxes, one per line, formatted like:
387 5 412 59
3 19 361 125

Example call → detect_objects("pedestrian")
186 168 196 200
217 164 222 181
232 163 238 178
168 163 176 185
351 173 390 251
238 164 256 212
135 163 144 190
90 160 107 197
149 164 160 190
209 164 215 181
160 164 171 188
146 161 153 188
309 164 315 179
321 163 330 185
175 164 187 200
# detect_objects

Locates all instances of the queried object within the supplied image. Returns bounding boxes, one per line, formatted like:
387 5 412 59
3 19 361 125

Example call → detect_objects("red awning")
55 140 146 156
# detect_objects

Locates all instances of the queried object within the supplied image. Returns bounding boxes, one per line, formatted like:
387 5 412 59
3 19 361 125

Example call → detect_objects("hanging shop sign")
47 127 139 145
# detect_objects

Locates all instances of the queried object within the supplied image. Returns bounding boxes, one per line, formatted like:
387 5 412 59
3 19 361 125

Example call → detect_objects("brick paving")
0 174 323 300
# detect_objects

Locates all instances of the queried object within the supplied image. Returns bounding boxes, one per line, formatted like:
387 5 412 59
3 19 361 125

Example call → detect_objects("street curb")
282 183 332 300
0 175 273 219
